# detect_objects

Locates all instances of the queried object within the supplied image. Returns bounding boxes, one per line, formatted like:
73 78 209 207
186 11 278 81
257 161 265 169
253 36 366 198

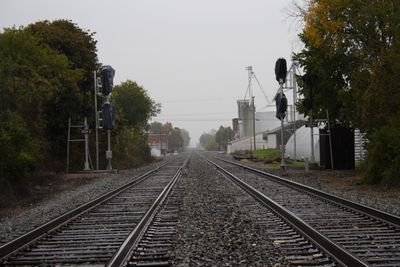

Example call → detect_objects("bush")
113 127 152 169
363 122 400 185
252 149 281 160
0 113 42 184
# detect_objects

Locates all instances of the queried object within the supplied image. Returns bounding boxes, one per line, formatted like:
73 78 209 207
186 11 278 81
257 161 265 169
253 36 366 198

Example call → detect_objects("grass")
239 149 306 169
251 149 281 160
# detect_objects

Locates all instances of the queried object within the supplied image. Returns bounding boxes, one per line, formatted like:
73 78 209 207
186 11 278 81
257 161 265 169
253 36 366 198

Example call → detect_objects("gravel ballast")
217 153 400 217
171 153 285 266
0 160 167 246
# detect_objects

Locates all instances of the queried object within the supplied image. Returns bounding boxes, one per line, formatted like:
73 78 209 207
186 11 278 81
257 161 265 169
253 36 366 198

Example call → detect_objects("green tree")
0 27 82 178
204 138 219 151
199 133 214 148
26 20 99 156
26 20 98 92
215 126 233 151
295 0 400 183
0 113 41 184
113 127 152 168
111 80 160 167
149 121 163 134
112 80 160 129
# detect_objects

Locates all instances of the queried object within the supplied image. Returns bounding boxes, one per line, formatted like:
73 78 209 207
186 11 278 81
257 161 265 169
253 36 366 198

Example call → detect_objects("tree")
113 127 152 168
295 0 400 183
112 80 160 129
204 138 219 151
215 126 233 151
199 133 214 148
168 127 184 152
0 113 41 184
26 20 99 157
149 121 189 151
149 121 163 134
180 128 191 147
0 26 82 180
111 80 160 167
26 20 98 93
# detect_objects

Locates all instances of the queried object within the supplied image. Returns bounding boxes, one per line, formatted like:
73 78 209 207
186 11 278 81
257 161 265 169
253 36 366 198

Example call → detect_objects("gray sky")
1 0 302 146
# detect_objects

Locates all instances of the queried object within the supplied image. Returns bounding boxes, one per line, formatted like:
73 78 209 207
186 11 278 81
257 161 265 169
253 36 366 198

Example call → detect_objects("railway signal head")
102 102 116 130
100 65 115 96
274 93 287 120
275 58 287 84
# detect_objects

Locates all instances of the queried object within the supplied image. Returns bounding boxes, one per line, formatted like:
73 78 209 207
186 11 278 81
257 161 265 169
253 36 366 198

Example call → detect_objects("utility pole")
245 66 256 151
252 96 256 151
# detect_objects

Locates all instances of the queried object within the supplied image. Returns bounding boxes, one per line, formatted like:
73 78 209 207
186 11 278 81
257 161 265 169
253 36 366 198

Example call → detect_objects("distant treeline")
199 126 233 151
149 121 190 152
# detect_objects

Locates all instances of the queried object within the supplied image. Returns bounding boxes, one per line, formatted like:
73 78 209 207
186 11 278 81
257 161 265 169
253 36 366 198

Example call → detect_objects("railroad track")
0 153 190 266
207 153 400 267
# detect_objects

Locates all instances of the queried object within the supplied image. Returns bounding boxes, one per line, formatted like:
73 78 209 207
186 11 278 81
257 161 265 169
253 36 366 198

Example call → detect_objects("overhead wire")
253 72 273 104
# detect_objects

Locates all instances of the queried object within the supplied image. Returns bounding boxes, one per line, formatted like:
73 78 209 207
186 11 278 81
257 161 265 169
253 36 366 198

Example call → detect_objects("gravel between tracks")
217 153 400 217
171 154 285 266
0 159 168 246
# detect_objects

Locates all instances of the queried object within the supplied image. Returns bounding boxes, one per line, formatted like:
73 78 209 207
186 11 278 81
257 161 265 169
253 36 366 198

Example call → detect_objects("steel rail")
207 158 367 267
216 157 400 227
0 162 168 260
106 152 191 267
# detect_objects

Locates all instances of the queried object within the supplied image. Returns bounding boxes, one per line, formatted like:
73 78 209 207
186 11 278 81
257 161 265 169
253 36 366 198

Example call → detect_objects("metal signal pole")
93 71 99 170
279 81 286 168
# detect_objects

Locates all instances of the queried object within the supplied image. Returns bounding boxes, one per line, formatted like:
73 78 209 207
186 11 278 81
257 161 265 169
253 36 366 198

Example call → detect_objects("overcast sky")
1 0 303 146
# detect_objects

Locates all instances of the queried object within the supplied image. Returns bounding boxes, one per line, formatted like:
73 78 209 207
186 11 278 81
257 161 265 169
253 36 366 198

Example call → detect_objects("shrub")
113 127 152 169
363 121 400 185
0 113 42 184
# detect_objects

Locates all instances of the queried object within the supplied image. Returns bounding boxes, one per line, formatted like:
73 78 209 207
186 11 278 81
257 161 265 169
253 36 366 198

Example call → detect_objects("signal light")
275 58 287 84
100 65 115 96
102 102 116 130
274 93 287 120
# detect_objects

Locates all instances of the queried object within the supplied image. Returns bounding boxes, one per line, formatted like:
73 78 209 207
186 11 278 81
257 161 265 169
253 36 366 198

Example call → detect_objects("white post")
327 110 334 169
66 118 71 174
310 111 315 163
83 117 90 171
106 129 112 170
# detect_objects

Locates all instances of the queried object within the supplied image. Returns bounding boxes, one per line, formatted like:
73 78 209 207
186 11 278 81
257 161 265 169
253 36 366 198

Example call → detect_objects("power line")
156 111 235 117
160 97 240 104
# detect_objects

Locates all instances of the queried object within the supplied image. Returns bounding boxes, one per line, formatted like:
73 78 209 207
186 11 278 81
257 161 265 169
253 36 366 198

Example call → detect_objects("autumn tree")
295 0 400 183
149 122 190 151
